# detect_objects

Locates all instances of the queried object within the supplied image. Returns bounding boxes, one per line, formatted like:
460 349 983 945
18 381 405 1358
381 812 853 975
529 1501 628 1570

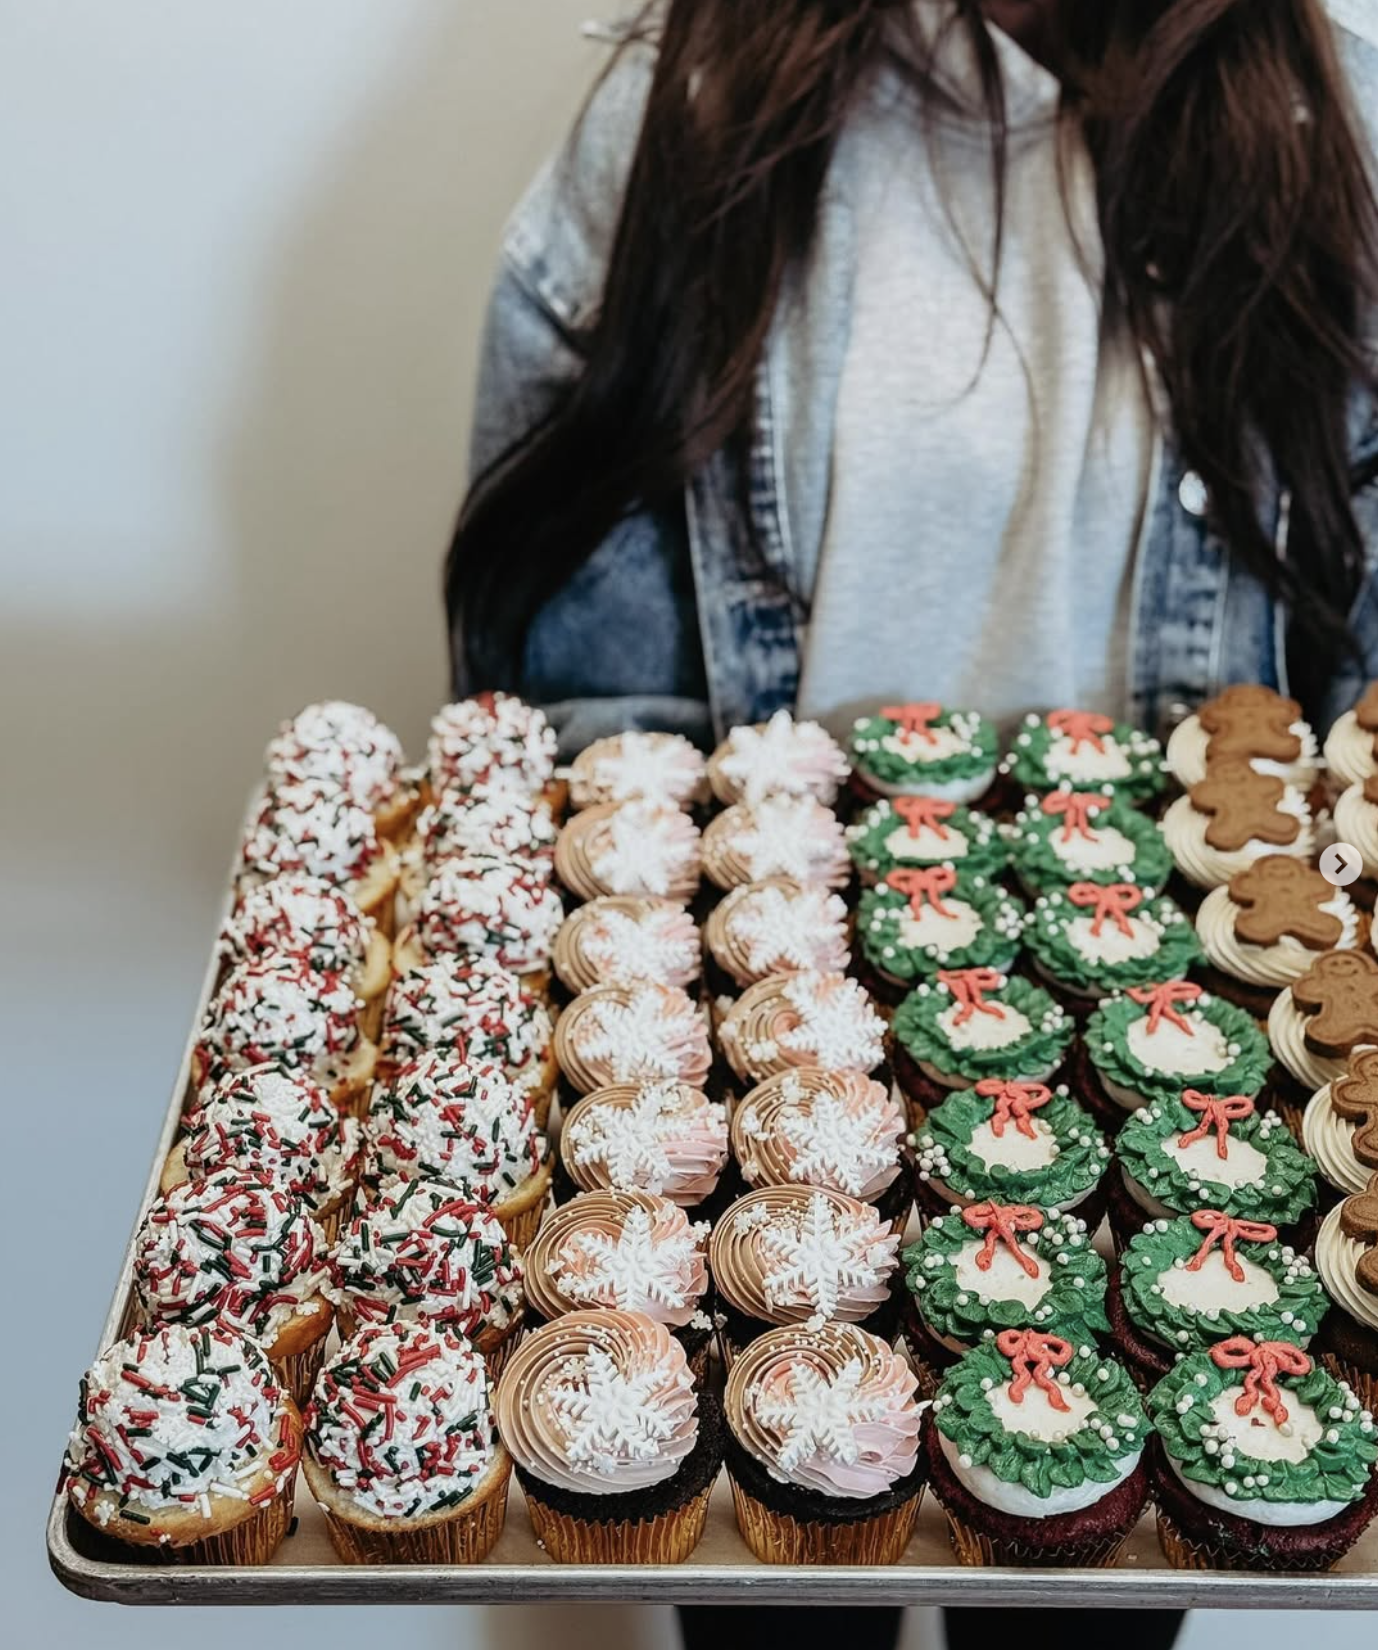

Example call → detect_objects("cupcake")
304 1320 512 1564
1314 1181 1378 1411
703 878 850 997
1000 710 1165 804
1325 687 1378 789
555 799 702 903
162 1065 361 1242
554 980 712 1096
1111 1210 1326 1390
327 1175 524 1375
702 796 850 891
724 1323 925 1564
1161 761 1315 892
709 1186 900 1363
1267 949 1378 1136
1303 1050 1378 1200
926 1332 1150 1566
1165 685 1320 788
133 1170 334 1405
393 856 564 992
427 693 557 801
522 1190 713 1379
856 866 1024 1001
1111 1092 1317 1250
558 1080 729 1211
1024 882 1201 1006
890 969 1074 1127
846 796 1007 887
1148 1337 1378 1571
900 1204 1108 1397
848 703 997 804
910 1080 1110 1224
707 709 849 807
1009 789 1171 898
265 700 411 839
239 779 400 930
193 956 376 1114
552 896 701 997
569 732 708 811
1196 856 1363 1017
64 1322 301 1564
365 1051 552 1248
407 788 558 887
494 1310 723 1563
718 970 887 1089
1334 776 1378 885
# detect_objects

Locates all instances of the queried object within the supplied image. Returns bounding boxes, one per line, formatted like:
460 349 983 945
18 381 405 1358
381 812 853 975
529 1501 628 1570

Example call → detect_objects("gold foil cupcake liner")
729 1478 923 1565
141 1481 297 1567
272 1335 331 1410
522 1481 713 1564
943 1505 1128 1570
320 1464 511 1565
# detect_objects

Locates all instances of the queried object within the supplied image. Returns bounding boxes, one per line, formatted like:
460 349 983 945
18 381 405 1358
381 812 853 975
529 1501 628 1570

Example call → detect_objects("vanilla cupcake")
555 799 702 903
239 779 400 930
495 1310 722 1563
1161 766 1314 891
1001 710 1165 804
559 1081 729 1210
134 1170 334 1405
554 981 712 1095
718 970 887 1088
265 700 411 838
1166 686 1320 788
569 731 708 811
702 796 851 891
724 1323 925 1564
1314 1184 1378 1412
849 703 997 804
65 1323 301 1564
394 856 564 992
552 897 701 996
305 1320 512 1564
704 878 850 996
365 1051 551 1248
708 709 849 807
408 788 558 888
846 796 1007 887
427 692 557 800
1334 776 1378 880
1323 686 1378 790
1303 1050 1378 1199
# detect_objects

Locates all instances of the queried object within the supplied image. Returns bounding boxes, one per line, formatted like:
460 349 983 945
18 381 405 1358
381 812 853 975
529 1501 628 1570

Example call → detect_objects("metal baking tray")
46 850 1378 1608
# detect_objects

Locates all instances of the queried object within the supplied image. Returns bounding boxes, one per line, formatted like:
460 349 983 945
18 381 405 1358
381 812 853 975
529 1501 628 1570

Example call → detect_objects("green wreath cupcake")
846 797 1007 887
857 867 1024 1003
1025 881 1202 1005
910 1079 1110 1224
1010 790 1171 897
1148 1338 1378 1571
926 1332 1151 1567
901 1202 1109 1396
1000 710 1165 804
848 703 998 804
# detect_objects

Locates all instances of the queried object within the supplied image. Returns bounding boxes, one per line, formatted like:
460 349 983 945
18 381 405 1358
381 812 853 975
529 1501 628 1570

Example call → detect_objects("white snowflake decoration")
734 798 839 882
556 1205 701 1315
757 1194 887 1322
590 806 692 897
778 975 884 1071
570 1082 685 1187
778 1092 892 1198
579 995 688 1081
584 909 693 984
735 886 842 974
548 1347 677 1473
754 1357 888 1471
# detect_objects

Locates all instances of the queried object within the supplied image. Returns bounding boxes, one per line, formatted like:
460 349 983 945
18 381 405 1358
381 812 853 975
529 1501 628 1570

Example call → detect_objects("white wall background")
1 3 1374 1647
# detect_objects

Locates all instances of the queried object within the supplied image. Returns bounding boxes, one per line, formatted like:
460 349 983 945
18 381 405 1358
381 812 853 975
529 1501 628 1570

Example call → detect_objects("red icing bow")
974 1078 1053 1140
886 865 958 918
894 796 956 839
1178 1090 1255 1160
1210 1337 1312 1427
881 702 942 743
1126 980 1202 1035
961 1201 1044 1278
1041 790 1108 843
1186 1209 1278 1283
937 967 1006 1025
995 1328 1073 1410
1068 880 1143 937
1047 709 1114 753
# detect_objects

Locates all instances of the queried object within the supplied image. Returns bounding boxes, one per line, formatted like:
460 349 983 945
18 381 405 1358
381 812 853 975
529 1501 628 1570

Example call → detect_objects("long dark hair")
448 0 1378 704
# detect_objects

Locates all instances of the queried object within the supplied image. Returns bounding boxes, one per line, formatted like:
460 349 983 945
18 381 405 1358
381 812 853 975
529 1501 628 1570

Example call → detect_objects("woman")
447 0 1378 1641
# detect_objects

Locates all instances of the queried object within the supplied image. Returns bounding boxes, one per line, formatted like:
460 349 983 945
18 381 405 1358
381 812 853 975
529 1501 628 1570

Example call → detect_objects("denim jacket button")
1178 471 1209 518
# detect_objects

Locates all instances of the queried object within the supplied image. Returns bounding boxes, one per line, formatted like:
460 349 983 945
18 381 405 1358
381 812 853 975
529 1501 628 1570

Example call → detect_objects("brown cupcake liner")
943 1505 1129 1569
522 1480 713 1563
729 1477 923 1565
1318 1351 1378 1416
320 1468 511 1565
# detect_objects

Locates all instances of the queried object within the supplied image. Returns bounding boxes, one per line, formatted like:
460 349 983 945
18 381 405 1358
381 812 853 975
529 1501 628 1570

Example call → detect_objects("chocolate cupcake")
568 731 708 812
702 795 850 891
856 867 1024 1002
848 703 997 804
1267 950 1378 1137
1303 1050 1378 1200
1001 710 1165 805
707 710 849 807
1024 882 1201 1006
556 799 702 903
1323 687 1378 791
1009 789 1171 898
846 796 1007 887
1161 767 1315 893
426 692 557 801
718 970 887 1089
265 699 409 836
1165 685 1319 790
703 878 850 997
553 896 701 996
1314 1182 1378 1413
558 1081 729 1212
554 981 713 1098
395 855 564 992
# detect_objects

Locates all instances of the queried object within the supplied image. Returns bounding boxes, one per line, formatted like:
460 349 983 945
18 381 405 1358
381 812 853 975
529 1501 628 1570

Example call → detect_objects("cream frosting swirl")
1334 780 1378 879
495 1310 698 1495
1196 883 1358 988
1267 988 1376 1092
383 958 553 1099
702 797 851 890
555 799 702 902
560 1081 728 1205
554 981 712 1093
731 1068 904 1202
220 874 374 978
1301 1083 1374 1197
569 732 708 811
1315 1201 1378 1334
414 789 558 878
719 971 887 1083
1162 791 1314 890
1165 713 1319 787
411 856 564 975
265 701 404 814
724 1323 921 1499
196 956 365 1090
705 879 851 988
427 693 556 798
708 710 849 807
552 897 701 993
1324 708 1378 790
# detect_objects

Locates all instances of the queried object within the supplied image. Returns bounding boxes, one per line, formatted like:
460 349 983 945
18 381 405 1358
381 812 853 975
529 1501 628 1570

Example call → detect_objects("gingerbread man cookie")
1339 1171 1378 1295
1291 950 1378 1058
1228 855 1343 951
1188 759 1301 853
1355 683 1378 735
1198 684 1303 765
1332 1049 1378 1171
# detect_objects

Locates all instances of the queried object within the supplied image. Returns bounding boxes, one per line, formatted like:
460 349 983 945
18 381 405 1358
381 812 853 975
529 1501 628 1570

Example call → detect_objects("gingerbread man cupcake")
1268 949 1378 1136
1161 758 1315 894
1165 684 1320 789
1323 683 1378 792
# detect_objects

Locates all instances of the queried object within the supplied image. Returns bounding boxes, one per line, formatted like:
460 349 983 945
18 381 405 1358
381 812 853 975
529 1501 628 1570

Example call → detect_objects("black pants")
679 1607 1185 1650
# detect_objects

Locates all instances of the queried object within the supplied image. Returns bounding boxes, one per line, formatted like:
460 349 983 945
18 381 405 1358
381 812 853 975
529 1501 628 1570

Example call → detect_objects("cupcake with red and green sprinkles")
407 787 559 888
265 700 411 837
1009 789 1171 898
1024 881 1202 1008
890 968 1074 1127
856 867 1024 1003
848 703 998 804
846 796 1007 887
426 692 558 803
1000 710 1165 805
394 856 564 993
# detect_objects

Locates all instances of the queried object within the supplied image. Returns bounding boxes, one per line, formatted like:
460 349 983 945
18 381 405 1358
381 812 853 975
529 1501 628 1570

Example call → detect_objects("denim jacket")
458 14 1378 754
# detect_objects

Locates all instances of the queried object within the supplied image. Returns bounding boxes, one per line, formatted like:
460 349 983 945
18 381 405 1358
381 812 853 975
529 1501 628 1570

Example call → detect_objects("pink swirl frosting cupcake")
731 1068 905 1202
407 857 564 976
719 971 886 1085
701 798 851 891
708 710 850 807
560 1082 729 1206
555 800 702 903
427 693 556 798
705 879 851 989
553 897 701 994
569 732 708 811
413 789 558 878
554 981 713 1094
265 701 405 815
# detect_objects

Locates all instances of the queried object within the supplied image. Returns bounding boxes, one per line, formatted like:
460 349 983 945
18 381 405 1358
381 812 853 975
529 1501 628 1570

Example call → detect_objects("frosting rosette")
702 796 850 890
846 796 1007 884
1196 875 1359 990
1025 883 1202 998
560 1081 728 1205
708 710 849 807
891 970 1073 1088
523 1190 710 1326
1325 702 1378 789
1335 778 1378 879
413 788 558 878
725 1322 921 1499
383 958 553 1100
553 896 701 994
366 1052 542 1201
1084 983 1271 1112
710 1186 899 1328
220 873 378 980
858 868 1024 984
1161 788 1315 890
554 981 712 1093
495 1310 699 1494
427 692 556 798
265 700 405 815
705 878 850 988
410 856 564 975
1002 711 1165 802
194 956 369 1093
569 731 708 811
555 799 702 902
718 970 886 1083
731 1067 905 1202
240 779 389 890
307 1320 501 1520
848 705 997 803
1010 789 1172 895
